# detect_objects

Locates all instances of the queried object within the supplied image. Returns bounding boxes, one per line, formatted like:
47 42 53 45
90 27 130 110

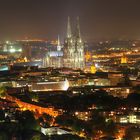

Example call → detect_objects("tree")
17 110 40 131
91 111 106 128
41 113 53 127
104 120 118 137
0 131 8 140
50 134 85 140
22 130 47 140
127 93 140 107
30 93 39 102
42 113 53 122
0 110 5 121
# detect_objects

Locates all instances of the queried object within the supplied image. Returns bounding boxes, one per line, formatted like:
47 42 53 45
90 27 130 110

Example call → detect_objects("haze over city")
0 0 140 41
1 0 140 140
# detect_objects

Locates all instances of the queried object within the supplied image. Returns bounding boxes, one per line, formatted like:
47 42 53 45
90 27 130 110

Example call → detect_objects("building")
74 111 91 121
43 36 63 68
63 17 85 69
41 127 72 136
43 17 85 70
29 79 69 91
17 40 49 61
121 54 127 64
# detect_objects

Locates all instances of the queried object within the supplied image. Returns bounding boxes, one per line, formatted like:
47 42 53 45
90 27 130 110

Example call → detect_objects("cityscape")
1 0 140 140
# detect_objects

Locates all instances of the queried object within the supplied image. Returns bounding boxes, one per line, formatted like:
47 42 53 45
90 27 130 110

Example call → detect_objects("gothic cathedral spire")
75 16 81 39
67 16 72 38
64 17 85 69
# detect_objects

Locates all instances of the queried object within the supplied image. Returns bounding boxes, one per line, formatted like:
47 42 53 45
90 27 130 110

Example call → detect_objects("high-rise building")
63 17 85 69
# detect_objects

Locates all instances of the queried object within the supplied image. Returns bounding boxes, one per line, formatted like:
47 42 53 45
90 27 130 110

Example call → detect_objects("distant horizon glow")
0 0 140 41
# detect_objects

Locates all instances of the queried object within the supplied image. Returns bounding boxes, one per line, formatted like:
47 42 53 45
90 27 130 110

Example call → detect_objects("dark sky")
0 0 140 41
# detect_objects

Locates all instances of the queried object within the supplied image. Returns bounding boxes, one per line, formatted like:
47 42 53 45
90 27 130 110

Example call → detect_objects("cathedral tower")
63 17 85 69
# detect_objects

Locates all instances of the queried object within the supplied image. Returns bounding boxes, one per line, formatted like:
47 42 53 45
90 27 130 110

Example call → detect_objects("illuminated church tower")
43 35 63 68
63 17 85 69
57 35 62 67
121 54 127 64
91 64 96 74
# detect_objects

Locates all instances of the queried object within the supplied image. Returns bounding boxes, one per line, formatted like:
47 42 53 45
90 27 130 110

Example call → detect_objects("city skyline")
0 0 140 41
1 1 140 139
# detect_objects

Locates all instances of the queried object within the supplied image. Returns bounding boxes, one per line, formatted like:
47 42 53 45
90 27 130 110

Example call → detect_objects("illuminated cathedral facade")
63 17 85 69
43 17 85 69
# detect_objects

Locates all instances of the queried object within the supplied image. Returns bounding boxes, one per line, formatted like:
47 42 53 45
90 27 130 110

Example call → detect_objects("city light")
1 1 140 139
9 48 16 53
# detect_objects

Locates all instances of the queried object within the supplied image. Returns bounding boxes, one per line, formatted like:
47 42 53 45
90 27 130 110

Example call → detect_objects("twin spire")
66 16 81 39
67 17 72 38
75 17 81 38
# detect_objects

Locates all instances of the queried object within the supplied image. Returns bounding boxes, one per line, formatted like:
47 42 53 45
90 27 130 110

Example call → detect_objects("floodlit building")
63 17 85 69
43 36 63 68
121 54 127 64
29 79 69 91
41 127 72 136
43 17 85 69
91 64 96 74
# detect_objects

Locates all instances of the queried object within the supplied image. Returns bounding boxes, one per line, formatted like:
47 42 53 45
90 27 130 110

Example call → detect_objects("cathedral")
43 35 63 68
63 17 85 69
43 17 85 69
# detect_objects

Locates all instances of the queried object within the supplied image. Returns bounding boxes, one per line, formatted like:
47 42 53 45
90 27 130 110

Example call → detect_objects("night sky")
0 0 140 41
